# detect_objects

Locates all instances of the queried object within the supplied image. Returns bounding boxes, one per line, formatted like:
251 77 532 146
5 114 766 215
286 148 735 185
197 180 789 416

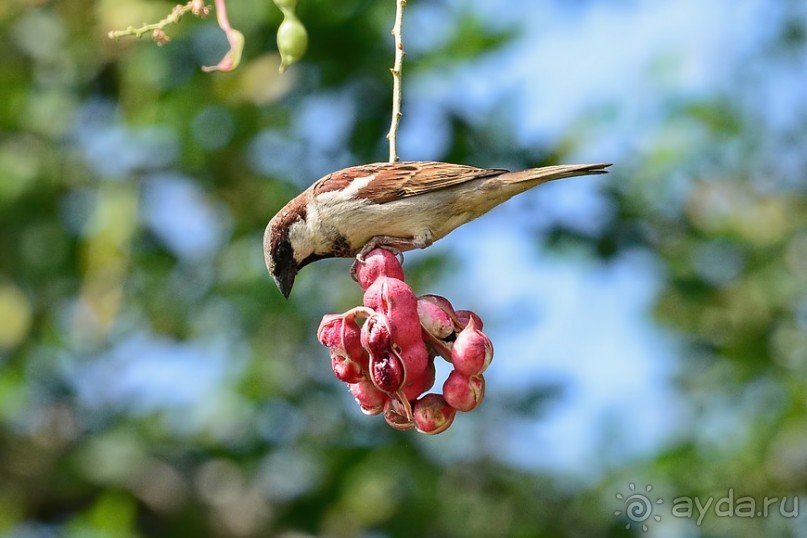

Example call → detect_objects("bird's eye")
275 240 293 266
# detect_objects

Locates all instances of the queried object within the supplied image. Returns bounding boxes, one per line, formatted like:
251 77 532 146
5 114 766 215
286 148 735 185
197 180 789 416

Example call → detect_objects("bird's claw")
351 242 405 281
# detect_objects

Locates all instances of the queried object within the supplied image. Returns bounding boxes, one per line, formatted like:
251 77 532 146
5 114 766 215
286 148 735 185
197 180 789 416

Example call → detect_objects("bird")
264 160 611 297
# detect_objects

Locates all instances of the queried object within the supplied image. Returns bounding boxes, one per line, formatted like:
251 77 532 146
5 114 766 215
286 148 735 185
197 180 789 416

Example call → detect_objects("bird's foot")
351 238 412 282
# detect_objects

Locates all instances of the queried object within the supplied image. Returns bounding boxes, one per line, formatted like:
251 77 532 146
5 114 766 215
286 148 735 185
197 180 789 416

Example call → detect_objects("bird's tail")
472 162 612 215
497 163 612 185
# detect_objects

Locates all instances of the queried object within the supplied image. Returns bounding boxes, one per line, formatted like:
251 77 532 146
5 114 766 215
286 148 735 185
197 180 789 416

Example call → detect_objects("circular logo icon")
614 482 663 532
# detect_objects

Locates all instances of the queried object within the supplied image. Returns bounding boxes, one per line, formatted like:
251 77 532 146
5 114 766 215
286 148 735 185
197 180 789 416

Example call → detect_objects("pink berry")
413 394 456 435
361 314 392 356
442 370 485 412
364 277 422 346
369 349 405 393
421 328 453 361
450 317 493 376
417 294 457 320
330 350 364 384
349 379 388 415
317 314 344 349
417 298 454 339
342 316 368 368
398 343 428 383
384 398 414 430
355 248 404 290
318 314 369 367
402 359 436 401
455 309 484 331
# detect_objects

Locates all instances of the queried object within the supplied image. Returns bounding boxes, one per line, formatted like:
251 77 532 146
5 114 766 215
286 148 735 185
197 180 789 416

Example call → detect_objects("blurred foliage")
1 0 806 537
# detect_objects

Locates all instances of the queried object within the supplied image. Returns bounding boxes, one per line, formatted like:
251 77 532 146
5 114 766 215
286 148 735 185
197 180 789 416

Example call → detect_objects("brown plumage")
265 161 611 297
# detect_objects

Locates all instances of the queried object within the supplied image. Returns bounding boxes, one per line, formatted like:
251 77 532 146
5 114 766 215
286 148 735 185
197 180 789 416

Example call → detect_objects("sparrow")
264 160 611 297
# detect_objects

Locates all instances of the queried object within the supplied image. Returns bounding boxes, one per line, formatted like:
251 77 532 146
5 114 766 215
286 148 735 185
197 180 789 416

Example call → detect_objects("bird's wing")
312 161 507 204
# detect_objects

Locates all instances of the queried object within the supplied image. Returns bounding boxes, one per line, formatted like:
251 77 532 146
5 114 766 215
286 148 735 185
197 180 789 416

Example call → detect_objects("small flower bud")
370 349 405 393
413 394 456 435
152 29 171 46
451 317 493 376
384 398 414 430
191 0 209 17
355 248 404 290
442 371 485 412
417 298 454 339
349 379 388 415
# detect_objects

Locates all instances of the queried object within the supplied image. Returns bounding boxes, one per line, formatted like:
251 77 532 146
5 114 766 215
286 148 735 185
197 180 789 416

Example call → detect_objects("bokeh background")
2 0 807 536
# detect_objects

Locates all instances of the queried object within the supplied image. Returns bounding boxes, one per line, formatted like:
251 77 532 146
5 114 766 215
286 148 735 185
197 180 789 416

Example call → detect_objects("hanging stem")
386 0 406 163
108 1 209 42
201 0 245 72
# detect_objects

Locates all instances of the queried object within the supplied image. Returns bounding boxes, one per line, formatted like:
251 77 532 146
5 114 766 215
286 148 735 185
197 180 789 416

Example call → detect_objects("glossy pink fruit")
330 350 364 384
318 315 369 367
361 314 392 355
364 277 422 346
402 359 436 401
418 295 457 320
341 316 368 367
369 349 405 393
349 378 388 415
421 328 453 361
355 248 405 290
442 370 485 412
398 343 429 382
455 309 484 331
413 393 456 435
451 317 493 376
384 398 414 430
317 315 344 349
417 298 454 339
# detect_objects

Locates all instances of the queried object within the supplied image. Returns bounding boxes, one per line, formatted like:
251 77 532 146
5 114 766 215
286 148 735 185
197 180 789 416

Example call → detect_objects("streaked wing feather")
312 161 507 204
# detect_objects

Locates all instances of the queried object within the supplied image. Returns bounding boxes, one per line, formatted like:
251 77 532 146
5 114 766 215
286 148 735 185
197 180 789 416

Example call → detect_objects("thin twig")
386 0 406 163
107 1 208 41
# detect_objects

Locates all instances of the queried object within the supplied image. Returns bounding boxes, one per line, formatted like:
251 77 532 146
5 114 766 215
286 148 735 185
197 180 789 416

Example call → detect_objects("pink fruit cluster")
316 248 494 434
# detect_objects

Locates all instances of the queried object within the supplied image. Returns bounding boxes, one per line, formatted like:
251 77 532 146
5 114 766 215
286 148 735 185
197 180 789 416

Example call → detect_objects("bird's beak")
273 267 297 299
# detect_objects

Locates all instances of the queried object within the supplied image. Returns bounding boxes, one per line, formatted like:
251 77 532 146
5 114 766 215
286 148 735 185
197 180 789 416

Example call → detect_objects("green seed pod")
272 0 298 12
277 16 308 73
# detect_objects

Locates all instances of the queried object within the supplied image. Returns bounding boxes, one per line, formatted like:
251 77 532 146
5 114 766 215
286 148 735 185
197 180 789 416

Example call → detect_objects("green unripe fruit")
272 0 298 12
277 16 308 73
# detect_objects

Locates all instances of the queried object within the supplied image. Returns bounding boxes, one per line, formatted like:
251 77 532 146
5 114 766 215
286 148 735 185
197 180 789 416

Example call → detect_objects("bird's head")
264 195 317 298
